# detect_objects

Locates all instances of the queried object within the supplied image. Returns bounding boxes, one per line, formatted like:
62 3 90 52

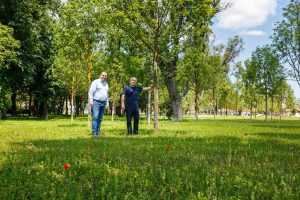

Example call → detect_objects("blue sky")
212 0 300 98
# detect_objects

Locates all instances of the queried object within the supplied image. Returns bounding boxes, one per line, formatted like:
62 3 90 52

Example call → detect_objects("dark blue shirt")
123 86 142 107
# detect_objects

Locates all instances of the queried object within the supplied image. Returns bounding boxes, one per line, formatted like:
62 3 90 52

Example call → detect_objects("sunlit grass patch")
0 116 299 199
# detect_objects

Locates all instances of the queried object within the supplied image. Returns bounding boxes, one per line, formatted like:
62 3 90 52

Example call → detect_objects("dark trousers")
125 106 139 135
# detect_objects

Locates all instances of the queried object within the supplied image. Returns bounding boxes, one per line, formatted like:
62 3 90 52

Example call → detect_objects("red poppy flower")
179 131 183 134
87 152 92 156
87 142 92 147
64 164 70 170
166 145 173 149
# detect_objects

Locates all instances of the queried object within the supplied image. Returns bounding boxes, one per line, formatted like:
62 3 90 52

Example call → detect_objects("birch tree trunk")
147 90 151 125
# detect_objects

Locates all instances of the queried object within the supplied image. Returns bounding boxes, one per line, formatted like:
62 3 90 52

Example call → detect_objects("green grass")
0 115 299 199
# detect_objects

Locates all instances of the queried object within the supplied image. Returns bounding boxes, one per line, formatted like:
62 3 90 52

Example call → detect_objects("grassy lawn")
0 115 299 199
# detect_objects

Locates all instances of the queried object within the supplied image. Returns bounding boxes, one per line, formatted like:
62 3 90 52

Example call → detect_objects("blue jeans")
125 106 139 135
91 100 106 135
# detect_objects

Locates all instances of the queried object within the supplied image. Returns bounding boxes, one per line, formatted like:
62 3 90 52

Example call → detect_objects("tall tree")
107 0 224 131
272 0 300 87
178 49 212 120
0 0 59 119
52 0 102 121
209 36 244 118
237 60 259 118
284 83 296 114
0 23 20 118
251 46 285 121
52 49 87 122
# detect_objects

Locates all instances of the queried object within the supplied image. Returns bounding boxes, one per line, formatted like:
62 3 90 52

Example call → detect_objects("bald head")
130 77 137 86
100 72 107 81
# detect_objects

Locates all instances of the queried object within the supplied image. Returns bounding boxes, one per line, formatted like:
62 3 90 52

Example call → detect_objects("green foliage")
1 0 298 122
158 87 173 118
52 0 103 119
0 117 300 199
272 0 300 86
251 46 285 97
107 0 222 120
0 23 18 115
178 35 243 118
0 0 59 118
285 83 296 110
237 60 260 114
0 23 20 65
178 48 212 92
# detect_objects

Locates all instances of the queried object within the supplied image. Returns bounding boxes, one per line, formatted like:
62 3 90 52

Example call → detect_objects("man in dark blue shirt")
121 77 151 135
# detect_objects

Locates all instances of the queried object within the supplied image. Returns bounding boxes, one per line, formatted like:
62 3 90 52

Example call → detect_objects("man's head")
100 72 108 81
129 77 137 86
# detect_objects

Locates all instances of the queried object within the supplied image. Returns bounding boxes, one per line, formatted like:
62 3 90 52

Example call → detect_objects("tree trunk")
87 54 92 127
159 40 182 121
194 86 199 120
271 95 274 121
111 100 115 121
153 47 159 132
11 91 17 116
279 89 283 122
29 91 32 116
39 101 48 120
163 76 182 121
147 90 151 125
265 93 268 122
255 101 258 118
75 96 80 116
70 76 76 122
66 96 69 115
216 98 219 116
213 88 216 120
58 97 64 115
152 12 159 133
71 93 74 122
250 99 253 119
235 94 238 116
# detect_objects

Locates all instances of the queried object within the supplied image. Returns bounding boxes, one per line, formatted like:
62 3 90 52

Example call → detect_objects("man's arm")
121 94 125 112
142 83 154 91
106 94 110 110
88 81 96 107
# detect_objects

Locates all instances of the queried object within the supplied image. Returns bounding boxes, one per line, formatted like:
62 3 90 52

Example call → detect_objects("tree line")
0 0 299 126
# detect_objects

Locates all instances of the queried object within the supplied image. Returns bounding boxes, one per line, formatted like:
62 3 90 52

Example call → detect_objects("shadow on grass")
3 115 79 121
253 123 300 129
57 124 86 128
252 132 300 140
1 134 299 199
192 118 300 129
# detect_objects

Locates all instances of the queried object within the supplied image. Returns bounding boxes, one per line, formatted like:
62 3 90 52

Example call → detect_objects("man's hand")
121 104 125 112
150 83 154 90
106 104 110 112
89 101 93 107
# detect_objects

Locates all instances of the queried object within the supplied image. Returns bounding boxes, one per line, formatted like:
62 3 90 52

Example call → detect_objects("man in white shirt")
88 72 109 136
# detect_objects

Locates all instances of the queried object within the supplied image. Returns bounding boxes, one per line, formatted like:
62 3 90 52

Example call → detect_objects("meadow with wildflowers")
0 116 299 199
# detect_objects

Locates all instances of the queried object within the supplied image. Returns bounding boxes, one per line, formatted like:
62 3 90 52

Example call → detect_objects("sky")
212 0 300 98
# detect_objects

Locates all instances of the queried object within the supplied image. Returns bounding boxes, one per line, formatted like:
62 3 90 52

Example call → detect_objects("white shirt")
88 78 109 104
